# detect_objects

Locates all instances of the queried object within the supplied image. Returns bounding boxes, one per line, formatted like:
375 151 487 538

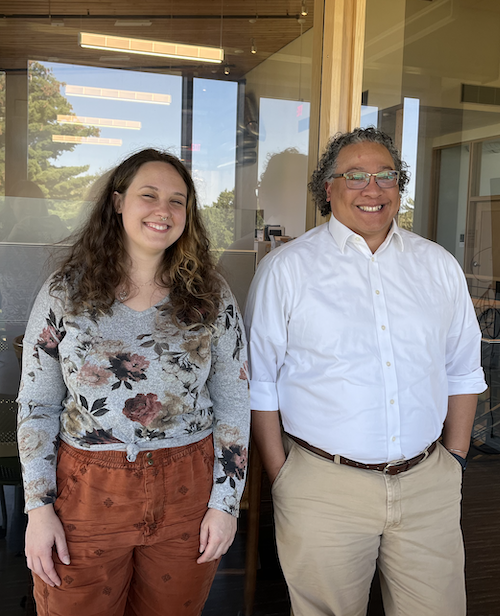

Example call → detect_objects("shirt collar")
328 213 405 254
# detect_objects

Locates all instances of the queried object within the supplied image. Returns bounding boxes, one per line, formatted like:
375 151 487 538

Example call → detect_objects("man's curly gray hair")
308 127 410 217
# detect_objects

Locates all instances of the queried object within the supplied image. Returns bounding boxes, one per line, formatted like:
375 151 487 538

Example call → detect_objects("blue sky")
258 98 310 179
47 62 183 170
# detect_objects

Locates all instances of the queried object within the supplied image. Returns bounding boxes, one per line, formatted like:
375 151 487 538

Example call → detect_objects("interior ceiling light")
79 32 224 64
65 85 171 105
114 20 152 27
251 39 257 54
57 114 141 130
301 1 308 16
52 135 122 147
99 55 130 62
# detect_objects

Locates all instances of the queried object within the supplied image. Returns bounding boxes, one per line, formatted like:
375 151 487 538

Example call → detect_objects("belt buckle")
383 459 407 474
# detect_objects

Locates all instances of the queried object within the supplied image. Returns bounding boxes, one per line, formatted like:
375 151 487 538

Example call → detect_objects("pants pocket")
53 445 81 516
271 443 296 494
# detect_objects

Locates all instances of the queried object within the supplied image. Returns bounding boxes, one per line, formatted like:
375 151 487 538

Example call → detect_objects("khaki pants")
33 436 219 616
272 438 465 616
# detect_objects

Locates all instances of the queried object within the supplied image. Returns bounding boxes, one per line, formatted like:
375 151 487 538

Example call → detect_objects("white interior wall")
435 144 470 266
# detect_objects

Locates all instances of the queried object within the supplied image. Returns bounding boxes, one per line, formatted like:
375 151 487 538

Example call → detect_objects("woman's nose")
156 200 173 218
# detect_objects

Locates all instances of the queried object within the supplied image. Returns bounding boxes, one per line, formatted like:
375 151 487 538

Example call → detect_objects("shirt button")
381 325 386 330
375 290 380 295
386 361 391 367
146 452 153 459
390 399 395 404
371 257 375 262
392 436 396 442
147 460 154 466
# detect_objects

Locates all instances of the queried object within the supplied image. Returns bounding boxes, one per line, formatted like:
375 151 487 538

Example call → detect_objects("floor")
1 449 499 616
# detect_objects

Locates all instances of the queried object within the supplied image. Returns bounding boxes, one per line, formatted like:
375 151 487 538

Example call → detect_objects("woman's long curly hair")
52 149 222 328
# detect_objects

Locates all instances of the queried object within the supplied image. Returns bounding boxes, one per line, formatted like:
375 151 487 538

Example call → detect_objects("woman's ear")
113 191 122 214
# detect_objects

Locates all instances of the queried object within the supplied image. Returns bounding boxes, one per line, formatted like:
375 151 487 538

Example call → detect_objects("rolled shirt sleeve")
445 257 487 396
244 252 293 411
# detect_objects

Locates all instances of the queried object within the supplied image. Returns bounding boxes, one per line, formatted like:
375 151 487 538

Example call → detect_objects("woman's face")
113 161 188 263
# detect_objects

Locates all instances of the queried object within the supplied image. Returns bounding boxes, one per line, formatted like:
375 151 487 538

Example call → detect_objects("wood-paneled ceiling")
0 1 314 79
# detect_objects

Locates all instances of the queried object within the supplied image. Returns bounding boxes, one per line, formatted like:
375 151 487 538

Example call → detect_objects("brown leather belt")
287 433 437 476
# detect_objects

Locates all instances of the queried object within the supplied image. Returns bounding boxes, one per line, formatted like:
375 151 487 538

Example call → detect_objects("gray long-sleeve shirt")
18 276 250 515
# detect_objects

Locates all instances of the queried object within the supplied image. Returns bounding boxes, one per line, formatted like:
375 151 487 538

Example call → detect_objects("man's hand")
443 393 478 458
26 504 70 587
197 508 237 564
267 460 286 486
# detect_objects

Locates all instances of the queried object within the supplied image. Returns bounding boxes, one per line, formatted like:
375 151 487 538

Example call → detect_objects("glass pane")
0 14 314 613
478 139 500 197
0 5 313 397
257 97 310 239
363 0 500 456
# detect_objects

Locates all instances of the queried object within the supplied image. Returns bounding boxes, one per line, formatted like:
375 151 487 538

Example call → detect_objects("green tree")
201 188 235 252
398 196 414 231
27 61 100 200
0 61 100 199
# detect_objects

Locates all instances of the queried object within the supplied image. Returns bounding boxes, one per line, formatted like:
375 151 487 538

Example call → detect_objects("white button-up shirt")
244 215 487 463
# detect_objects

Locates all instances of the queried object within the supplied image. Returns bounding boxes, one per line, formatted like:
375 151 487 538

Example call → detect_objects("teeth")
358 205 383 212
146 222 169 230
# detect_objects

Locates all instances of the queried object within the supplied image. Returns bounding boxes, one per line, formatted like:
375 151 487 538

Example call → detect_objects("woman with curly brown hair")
17 149 250 616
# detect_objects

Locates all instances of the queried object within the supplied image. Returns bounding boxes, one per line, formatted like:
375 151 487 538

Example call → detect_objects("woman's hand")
197 508 237 564
26 504 70 587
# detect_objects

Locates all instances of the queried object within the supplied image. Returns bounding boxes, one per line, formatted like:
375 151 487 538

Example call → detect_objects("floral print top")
18 276 250 516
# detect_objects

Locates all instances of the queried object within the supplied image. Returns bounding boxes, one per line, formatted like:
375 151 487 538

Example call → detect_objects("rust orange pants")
33 435 219 616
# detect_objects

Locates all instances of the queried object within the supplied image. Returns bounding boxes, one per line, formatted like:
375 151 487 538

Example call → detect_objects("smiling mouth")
144 222 170 231
358 204 384 212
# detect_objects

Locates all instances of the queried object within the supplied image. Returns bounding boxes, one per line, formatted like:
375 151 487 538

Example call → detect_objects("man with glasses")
244 128 486 616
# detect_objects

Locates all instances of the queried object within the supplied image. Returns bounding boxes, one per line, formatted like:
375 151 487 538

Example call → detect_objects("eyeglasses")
330 170 399 190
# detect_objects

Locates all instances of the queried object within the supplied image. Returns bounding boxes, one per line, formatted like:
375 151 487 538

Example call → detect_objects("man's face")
325 142 400 252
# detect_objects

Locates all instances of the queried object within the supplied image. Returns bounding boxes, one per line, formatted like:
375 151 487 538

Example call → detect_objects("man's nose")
362 175 383 193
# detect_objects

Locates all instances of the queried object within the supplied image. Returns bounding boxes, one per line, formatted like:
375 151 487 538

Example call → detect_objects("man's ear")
325 181 332 203
113 191 122 213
